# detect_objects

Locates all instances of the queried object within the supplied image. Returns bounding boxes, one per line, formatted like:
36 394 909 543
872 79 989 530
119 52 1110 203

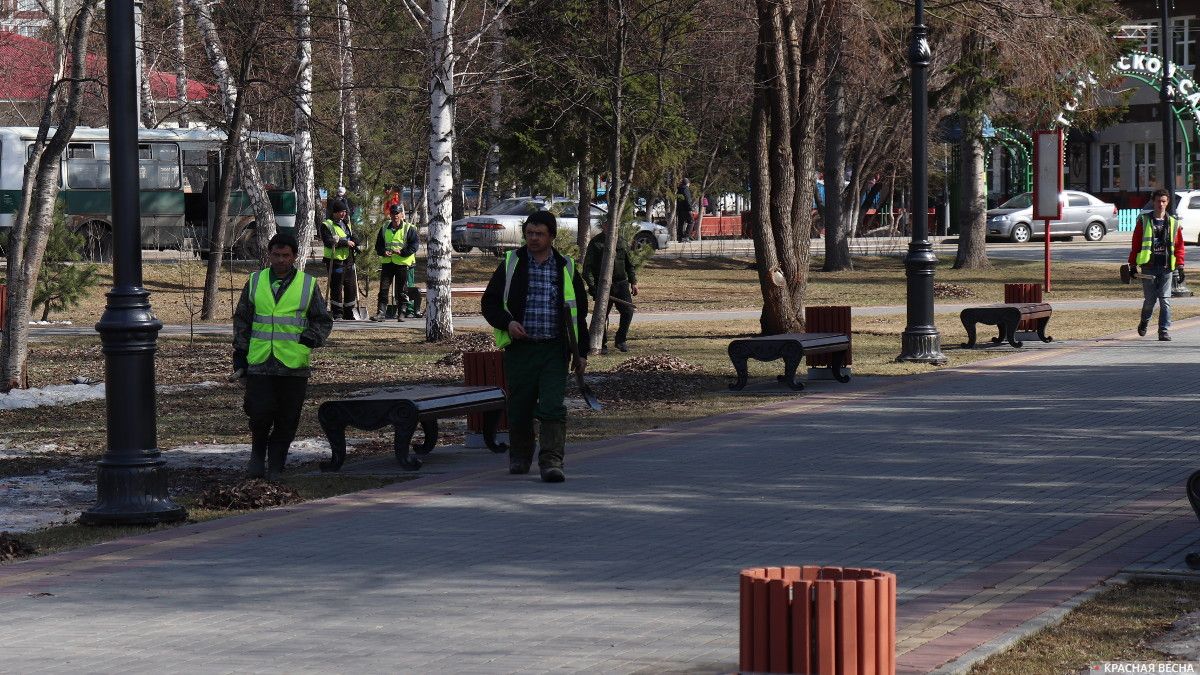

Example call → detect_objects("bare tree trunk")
588 0 627 352
135 0 156 128
174 0 188 127
293 0 316 264
1 0 99 389
822 4 850 271
337 0 363 197
201 58 249 319
188 0 277 260
451 152 464 222
576 127 591 254
953 115 990 269
424 0 457 341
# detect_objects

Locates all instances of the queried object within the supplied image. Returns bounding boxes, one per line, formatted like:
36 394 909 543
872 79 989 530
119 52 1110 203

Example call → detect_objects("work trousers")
1140 265 1174 331
676 210 694 240
244 375 309 455
600 281 634 347
328 261 358 319
377 263 418 309
503 339 568 432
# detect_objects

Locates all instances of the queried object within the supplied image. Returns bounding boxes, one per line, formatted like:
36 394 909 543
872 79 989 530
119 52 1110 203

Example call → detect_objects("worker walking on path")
481 211 590 483
320 200 362 320
583 230 638 355
1129 188 1185 341
232 231 333 480
371 203 420 322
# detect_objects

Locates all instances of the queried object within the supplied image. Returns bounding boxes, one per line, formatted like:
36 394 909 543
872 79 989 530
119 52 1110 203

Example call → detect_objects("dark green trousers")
503 339 568 429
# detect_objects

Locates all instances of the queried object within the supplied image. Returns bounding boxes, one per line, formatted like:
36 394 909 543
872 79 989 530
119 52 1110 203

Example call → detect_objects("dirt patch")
0 531 36 561
611 354 700 373
195 479 302 510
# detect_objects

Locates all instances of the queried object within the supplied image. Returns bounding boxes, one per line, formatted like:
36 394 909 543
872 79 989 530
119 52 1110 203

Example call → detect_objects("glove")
1177 268 1186 284
1128 263 1139 277
233 350 248 371
299 334 318 348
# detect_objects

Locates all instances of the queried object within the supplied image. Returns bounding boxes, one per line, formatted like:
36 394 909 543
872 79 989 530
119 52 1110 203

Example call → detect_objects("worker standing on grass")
320 200 362 320
583 230 638 355
372 203 420 322
232 231 333 481
1128 188 1185 341
481 211 590 483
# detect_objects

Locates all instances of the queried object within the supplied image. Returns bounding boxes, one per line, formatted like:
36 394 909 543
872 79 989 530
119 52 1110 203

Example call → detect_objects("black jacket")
319 216 361 261
481 246 591 357
374 221 420 259
583 234 636 292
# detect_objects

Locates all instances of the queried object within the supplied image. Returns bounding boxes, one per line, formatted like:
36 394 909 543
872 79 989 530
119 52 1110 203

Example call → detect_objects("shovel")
1120 264 1154 284
563 306 603 411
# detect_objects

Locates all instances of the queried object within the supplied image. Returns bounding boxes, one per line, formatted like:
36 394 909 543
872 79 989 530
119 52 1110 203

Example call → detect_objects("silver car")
451 197 551 254
986 190 1118 243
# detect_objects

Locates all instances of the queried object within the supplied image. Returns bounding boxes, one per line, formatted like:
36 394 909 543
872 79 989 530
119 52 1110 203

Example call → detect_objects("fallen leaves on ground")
195 479 301 510
436 333 499 366
0 531 36 561
933 282 975 299
610 354 700 373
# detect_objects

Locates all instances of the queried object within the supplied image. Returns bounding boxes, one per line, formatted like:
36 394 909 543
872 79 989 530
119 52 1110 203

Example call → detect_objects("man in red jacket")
1129 188 1185 341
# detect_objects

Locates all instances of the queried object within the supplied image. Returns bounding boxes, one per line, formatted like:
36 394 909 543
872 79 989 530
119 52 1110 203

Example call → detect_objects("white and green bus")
0 126 296 260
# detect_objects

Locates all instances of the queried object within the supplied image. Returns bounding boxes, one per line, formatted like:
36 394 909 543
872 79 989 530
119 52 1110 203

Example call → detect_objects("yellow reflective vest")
382 221 416 266
1135 213 1180 270
493 250 578 349
322 219 351 261
248 269 317 369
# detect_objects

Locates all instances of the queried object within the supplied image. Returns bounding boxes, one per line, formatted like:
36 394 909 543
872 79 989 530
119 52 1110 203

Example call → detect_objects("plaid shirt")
522 254 559 339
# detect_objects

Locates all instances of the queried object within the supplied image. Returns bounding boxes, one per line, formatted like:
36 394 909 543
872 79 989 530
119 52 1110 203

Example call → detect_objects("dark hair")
1152 188 1170 201
268 230 299 254
523 210 557 237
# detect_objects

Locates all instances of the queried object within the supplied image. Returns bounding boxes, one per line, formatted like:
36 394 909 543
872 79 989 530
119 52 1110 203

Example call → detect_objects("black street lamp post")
897 0 946 364
80 0 185 525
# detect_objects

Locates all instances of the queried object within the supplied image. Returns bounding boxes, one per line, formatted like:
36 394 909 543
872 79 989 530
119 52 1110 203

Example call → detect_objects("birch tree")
1 0 101 390
292 0 316 263
398 0 515 341
187 0 278 259
337 0 363 197
174 0 189 127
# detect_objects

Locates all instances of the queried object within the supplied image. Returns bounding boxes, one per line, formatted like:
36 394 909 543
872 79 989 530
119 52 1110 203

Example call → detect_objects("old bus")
0 126 296 260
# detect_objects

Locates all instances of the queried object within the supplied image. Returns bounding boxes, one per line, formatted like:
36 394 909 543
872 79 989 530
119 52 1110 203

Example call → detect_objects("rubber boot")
266 441 289 481
538 420 566 483
508 425 535 475
246 442 266 479
370 302 387 322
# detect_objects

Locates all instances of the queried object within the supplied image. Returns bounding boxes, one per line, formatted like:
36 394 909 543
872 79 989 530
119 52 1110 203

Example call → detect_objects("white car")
1139 190 1200 245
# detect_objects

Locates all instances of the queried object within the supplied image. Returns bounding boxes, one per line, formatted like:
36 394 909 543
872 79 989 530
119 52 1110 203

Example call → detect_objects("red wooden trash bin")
740 565 896 675
1003 283 1043 330
463 350 507 433
804 306 852 369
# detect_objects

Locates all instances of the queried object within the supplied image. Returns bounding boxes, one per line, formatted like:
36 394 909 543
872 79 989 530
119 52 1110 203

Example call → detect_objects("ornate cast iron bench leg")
1005 314 1024 348
391 402 423 470
776 352 805 390
1187 469 1200 569
961 314 978 348
412 419 439 456
318 405 349 472
831 351 851 383
1036 316 1053 343
729 352 750 391
482 409 508 453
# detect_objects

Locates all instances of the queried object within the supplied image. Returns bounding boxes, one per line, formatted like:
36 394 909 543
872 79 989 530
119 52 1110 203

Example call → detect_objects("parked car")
631 219 670 250
1138 189 1200 245
451 197 553 254
986 190 1118 243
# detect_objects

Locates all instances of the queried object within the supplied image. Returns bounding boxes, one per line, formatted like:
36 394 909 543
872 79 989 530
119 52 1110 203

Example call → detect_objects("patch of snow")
164 436 335 469
0 381 221 410
0 471 94 533
28 320 73 325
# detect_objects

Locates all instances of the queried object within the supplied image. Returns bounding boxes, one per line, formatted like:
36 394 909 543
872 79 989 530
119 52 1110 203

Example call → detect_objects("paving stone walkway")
3 319 1199 674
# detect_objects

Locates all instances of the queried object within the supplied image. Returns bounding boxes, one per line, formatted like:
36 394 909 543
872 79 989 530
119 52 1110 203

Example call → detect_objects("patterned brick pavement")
3 319 1199 673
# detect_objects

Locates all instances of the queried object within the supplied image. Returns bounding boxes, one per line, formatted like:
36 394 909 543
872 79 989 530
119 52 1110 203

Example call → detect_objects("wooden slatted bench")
727 332 851 391
317 384 507 471
959 302 1053 349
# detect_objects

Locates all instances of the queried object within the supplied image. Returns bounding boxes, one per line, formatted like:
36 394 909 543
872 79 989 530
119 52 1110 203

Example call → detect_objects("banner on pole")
1033 130 1063 221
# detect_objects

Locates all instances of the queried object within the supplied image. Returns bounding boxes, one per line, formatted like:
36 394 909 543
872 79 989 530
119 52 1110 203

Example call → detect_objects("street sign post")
1033 130 1063 292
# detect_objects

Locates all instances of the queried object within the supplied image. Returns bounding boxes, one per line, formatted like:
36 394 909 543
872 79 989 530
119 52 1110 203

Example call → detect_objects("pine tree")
33 216 98 322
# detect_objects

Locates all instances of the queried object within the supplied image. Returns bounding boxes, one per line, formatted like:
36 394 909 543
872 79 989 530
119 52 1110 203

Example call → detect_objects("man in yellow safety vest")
320 199 362 320
371 203 420 321
481 211 590 483
233 231 334 480
1128 188 1185 341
